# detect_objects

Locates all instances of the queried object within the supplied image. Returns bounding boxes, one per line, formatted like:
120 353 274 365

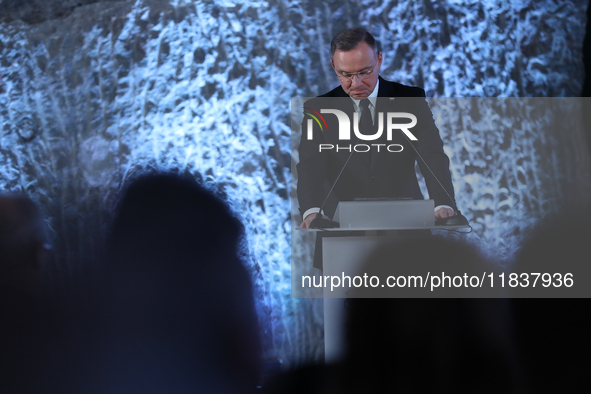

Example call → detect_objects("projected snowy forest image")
1 0 589 365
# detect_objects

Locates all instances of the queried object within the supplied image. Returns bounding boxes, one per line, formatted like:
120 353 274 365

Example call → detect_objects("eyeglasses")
336 62 377 81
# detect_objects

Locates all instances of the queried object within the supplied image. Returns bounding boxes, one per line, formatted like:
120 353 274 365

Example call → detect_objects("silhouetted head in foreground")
0 193 49 296
344 238 522 393
512 209 591 392
0 193 53 393
512 209 591 297
96 172 260 394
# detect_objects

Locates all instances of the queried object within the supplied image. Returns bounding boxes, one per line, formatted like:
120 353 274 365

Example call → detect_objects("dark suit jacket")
297 76 457 219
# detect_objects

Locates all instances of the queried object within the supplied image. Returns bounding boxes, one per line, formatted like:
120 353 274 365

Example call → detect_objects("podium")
333 199 435 229
318 200 469 363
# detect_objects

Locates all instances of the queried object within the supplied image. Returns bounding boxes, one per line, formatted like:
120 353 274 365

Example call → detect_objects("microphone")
395 114 469 227
308 150 355 229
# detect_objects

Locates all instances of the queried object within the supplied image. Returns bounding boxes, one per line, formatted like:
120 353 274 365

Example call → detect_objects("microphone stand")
309 150 355 229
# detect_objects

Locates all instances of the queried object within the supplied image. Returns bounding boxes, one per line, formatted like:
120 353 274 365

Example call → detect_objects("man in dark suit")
297 28 458 230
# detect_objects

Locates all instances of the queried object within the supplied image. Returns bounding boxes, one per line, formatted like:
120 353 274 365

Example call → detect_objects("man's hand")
301 213 330 229
435 207 455 221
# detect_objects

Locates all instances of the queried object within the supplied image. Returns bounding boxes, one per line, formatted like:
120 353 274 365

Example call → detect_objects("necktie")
358 99 374 163
358 98 373 135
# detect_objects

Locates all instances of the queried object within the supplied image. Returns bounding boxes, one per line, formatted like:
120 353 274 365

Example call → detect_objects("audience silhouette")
0 174 260 393
0 193 54 393
89 172 262 394
512 209 591 392
0 193 49 296
266 237 523 393
345 238 522 392
3 182 590 393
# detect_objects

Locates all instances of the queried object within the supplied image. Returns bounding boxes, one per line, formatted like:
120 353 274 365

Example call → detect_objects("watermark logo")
303 107 329 132
304 109 417 153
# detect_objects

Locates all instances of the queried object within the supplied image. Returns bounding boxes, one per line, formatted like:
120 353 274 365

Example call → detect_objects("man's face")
331 42 382 99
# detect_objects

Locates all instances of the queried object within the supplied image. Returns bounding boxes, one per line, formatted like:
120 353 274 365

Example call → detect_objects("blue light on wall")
0 0 589 367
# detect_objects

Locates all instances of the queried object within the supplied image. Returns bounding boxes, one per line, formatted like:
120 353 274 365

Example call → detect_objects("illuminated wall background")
1 0 589 366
